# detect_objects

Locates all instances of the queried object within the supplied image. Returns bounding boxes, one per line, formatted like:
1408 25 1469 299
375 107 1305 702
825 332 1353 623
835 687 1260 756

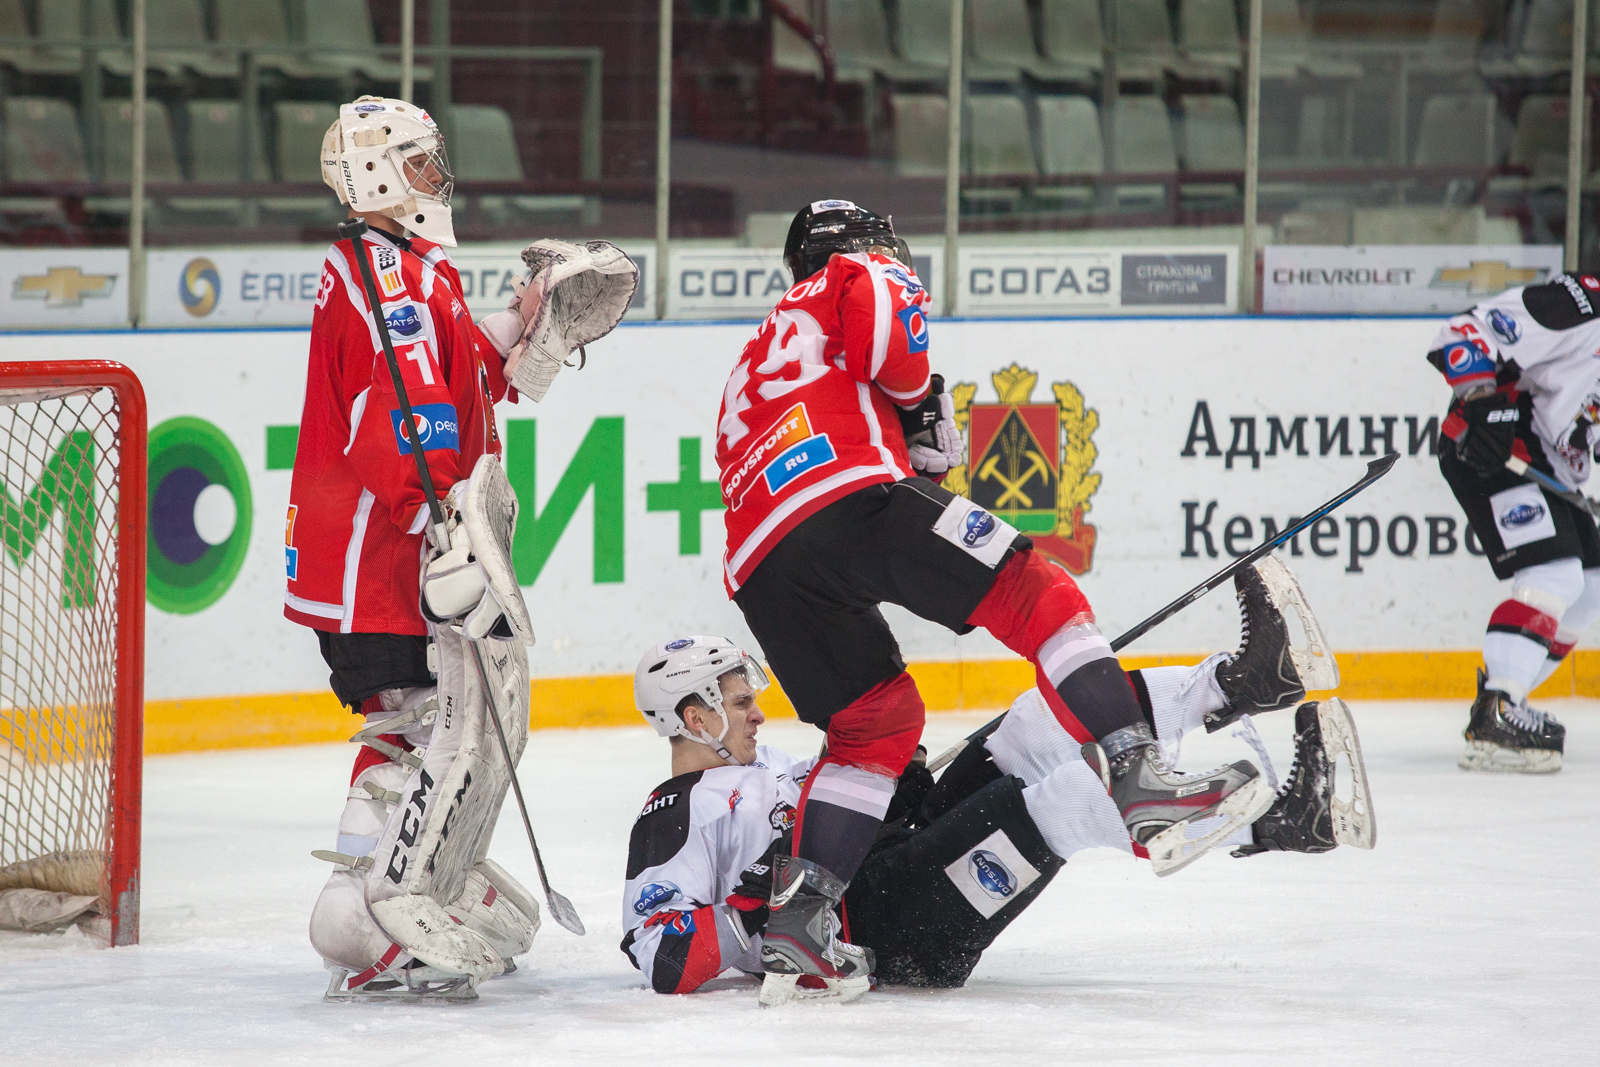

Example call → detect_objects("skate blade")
1458 740 1563 774
322 967 480 1003
1146 777 1276 878
758 972 871 1007
1255 555 1340 690
1316 698 1376 849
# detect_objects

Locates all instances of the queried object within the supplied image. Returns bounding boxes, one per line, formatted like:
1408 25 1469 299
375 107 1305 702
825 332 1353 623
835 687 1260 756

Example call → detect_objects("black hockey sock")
794 798 883 886
1053 658 1149 740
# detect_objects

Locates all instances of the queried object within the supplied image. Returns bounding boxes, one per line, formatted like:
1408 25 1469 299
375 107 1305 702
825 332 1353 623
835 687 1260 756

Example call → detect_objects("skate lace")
1234 588 1251 657
1231 714 1281 793
1506 700 1557 731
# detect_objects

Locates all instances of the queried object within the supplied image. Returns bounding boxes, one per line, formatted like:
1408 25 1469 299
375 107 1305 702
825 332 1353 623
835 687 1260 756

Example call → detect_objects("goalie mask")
634 637 770 765
322 95 456 246
783 199 913 283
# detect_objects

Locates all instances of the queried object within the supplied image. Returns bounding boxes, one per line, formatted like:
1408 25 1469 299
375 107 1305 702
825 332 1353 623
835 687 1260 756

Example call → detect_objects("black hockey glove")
883 745 934 828
1456 392 1519 477
896 374 962 481
725 831 789 936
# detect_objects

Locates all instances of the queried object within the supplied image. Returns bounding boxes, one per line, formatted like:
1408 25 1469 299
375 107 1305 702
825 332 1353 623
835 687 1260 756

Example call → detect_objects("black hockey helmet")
783 199 914 282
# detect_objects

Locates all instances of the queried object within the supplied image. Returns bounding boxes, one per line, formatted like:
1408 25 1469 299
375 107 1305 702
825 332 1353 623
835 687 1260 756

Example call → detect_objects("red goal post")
0 360 146 946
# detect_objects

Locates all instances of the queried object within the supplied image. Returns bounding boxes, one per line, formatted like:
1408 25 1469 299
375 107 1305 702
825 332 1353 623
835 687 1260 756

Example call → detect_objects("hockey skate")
1083 722 1275 876
1209 556 1338 732
758 856 874 1006
1233 699 1376 857
1460 670 1563 773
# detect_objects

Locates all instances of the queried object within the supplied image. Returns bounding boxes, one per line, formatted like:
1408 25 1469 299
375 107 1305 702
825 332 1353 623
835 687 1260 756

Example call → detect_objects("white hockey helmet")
634 636 770 758
321 95 456 246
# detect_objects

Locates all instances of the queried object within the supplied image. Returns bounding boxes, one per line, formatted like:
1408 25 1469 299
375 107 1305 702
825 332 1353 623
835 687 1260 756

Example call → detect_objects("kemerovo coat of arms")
944 362 1101 574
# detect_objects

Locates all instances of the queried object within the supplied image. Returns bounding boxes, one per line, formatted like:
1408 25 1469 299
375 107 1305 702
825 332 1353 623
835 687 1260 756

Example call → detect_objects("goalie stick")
926 454 1399 773
336 217 586 937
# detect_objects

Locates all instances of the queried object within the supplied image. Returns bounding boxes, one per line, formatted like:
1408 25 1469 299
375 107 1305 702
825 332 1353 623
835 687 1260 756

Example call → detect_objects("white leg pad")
444 860 541 961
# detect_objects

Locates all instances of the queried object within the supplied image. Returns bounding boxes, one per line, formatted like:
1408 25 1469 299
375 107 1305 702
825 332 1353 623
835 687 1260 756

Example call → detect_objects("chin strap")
690 727 745 767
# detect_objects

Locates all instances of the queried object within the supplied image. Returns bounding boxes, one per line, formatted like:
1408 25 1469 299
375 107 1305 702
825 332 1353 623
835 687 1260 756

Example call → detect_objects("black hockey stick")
1109 452 1399 652
337 217 586 937
926 453 1400 773
1504 457 1600 519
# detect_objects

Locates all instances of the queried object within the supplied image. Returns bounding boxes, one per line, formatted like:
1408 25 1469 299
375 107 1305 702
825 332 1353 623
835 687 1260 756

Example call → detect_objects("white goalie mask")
634 636 770 765
321 95 456 246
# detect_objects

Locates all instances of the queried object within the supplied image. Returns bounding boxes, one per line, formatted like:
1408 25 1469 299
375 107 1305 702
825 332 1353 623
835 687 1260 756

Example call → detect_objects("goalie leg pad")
310 758 413 971
444 860 542 962
364 626 530 978
844 776 1063 988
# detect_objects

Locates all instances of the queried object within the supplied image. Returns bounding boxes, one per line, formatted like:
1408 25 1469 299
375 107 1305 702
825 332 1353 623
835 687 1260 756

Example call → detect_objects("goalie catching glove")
896 373 962 478
476 239 639 402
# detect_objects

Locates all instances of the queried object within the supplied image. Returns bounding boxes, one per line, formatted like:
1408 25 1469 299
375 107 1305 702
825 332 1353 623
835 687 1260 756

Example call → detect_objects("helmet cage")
786 206 912 282
388 135 454 210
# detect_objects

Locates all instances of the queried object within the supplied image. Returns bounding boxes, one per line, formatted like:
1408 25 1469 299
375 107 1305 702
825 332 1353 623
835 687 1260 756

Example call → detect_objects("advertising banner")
9 314 1501 705
955 247 1236 316
1261 245 1564 314
145 242 657 328
1 249 131 329
668 246 945 319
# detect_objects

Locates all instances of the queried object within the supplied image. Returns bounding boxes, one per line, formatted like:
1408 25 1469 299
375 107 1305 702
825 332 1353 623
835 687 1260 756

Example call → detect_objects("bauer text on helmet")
322 95 457 246
634 637 771 766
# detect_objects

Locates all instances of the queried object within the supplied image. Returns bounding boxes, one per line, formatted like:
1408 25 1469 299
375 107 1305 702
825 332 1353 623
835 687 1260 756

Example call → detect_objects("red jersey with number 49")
715 251 933 594
284 230 508 636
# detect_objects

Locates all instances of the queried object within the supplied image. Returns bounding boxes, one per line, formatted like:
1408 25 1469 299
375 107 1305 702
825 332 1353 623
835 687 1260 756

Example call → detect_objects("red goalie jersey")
715 252 933 594
284 230 508 636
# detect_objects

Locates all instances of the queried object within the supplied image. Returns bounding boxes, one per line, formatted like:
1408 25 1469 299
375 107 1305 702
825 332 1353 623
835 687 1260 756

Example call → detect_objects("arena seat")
773 8 825 79
1413 0 1487 76
301 0 429 84
1112 0 1180 81
1177 94 1242 206
1178 0 1242 70
964 93 1033 212
1035 94 1101 213
890 91 948 176
14 0 124 77
216 1 315 78
0 96 85 227
1414 93 1501 167
967 0 1090 83
144 0 238 79
1038 0 1103 75
1109 94 1175 211
451 103 584 226
166 98 271 223
262 100 344 224
1489 95 1590 194
896 0 956 81
824 0 912 83
1259 0 1361 79
85 99 183 219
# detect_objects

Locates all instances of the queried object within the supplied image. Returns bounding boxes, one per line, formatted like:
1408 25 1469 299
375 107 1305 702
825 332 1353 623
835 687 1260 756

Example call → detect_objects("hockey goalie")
284 95 635 1000
624 560 1374 1005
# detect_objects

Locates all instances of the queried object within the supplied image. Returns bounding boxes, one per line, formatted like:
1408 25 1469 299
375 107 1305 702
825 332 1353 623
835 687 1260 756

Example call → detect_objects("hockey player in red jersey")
623 623 1372 1003
714 200 1279 1000
1430 272 1600 773
285 96 637 997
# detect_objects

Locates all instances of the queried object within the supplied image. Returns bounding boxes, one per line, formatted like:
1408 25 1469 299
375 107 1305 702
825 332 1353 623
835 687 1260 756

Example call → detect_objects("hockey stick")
1110 452 1399 652
925 454 1400 774
337 217 586 936
1504 457 1600 519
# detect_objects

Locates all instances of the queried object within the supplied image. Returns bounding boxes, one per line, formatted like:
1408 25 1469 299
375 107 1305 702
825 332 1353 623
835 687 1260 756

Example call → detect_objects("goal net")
0 361 145 945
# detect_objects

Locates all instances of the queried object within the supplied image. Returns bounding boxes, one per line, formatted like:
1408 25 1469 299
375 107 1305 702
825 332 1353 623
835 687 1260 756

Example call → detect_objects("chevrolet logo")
1429 261 1546 296
13 266 117 308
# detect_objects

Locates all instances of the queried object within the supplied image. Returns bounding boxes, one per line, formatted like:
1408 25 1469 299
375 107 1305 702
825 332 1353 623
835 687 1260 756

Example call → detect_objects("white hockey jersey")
1429 273 1600 488
620 746 816 993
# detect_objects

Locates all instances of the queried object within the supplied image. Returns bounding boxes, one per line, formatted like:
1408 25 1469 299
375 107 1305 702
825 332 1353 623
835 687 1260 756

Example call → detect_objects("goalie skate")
1210 555 1338 731
324 955 481 1003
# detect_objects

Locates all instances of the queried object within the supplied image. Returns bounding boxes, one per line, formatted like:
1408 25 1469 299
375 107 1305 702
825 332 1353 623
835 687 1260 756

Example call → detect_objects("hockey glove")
420 521 507 640
897 374 962 481
1456 392 1519 477
725 833 789 937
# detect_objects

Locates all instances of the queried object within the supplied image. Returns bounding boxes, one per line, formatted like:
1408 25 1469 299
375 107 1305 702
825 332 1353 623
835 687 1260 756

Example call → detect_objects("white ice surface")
4 701 1596 1066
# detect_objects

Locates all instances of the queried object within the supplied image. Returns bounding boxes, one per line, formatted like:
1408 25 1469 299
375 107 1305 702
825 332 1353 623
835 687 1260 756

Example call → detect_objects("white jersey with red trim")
619 746 816 993
1428 273 1600 488
715 251 934 594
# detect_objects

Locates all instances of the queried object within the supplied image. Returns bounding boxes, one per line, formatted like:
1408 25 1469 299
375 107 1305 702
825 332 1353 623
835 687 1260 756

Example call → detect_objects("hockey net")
0 361 145 945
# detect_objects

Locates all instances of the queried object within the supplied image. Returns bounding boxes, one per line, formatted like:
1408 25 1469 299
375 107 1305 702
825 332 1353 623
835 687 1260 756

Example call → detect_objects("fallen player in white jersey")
621 569 1375 1004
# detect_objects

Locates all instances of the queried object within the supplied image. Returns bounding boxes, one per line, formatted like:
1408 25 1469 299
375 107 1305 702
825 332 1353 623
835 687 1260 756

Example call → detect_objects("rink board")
6 316 1590 750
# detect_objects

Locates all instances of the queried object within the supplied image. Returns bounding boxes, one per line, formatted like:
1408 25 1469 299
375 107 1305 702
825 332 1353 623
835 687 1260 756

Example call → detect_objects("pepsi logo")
969 850 1016 899
1582 275 1600 290
411 413 432 445
1445 343 1477 373
1500 502 1546 529
963 509 997 548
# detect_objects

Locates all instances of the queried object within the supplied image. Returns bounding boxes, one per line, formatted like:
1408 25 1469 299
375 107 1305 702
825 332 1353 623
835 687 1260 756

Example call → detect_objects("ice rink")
4 700 1596 1066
